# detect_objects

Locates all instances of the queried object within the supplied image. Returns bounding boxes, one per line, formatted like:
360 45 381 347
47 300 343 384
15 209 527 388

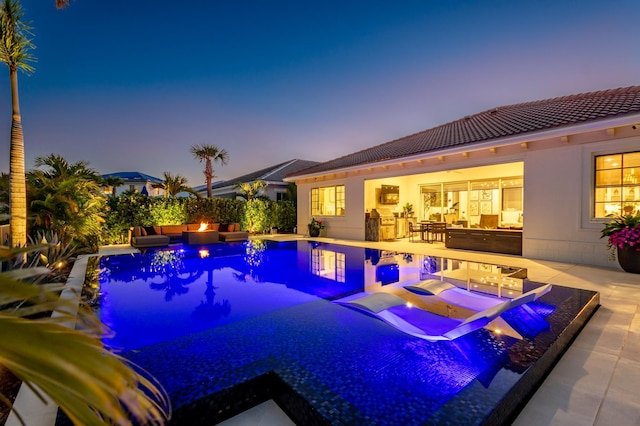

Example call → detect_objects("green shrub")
273 201 296 232
244 199 273 234
102 195 296 242
148 198 187 225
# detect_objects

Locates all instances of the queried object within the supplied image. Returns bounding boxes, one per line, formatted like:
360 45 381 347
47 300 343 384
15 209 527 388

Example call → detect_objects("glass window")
501 178 523 211
311 185 345 216
420 184 442 221
594 151 640 217
443 182 468 225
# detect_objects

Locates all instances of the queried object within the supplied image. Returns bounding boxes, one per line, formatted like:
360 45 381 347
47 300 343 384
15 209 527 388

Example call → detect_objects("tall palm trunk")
205 159 213 198
9 66 26 248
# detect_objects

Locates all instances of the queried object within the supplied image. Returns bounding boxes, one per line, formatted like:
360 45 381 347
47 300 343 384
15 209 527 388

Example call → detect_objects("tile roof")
211 159 320 189
288 86 640 177
101 171 163 183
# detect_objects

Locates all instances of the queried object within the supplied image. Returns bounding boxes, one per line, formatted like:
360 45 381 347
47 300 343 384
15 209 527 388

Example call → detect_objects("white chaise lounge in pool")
333 283 552 342
403 279 552 311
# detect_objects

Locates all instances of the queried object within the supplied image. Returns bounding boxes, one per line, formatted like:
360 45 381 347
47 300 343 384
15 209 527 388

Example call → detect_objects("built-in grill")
370 208 396 240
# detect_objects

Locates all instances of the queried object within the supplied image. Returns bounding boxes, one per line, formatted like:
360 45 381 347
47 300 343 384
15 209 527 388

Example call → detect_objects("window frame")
593 150 640 218
311 185 345 217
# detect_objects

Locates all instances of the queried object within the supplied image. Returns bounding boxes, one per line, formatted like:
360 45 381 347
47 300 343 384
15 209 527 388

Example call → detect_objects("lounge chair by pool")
403 279 552 311
334 282 551 341
335 291 516 341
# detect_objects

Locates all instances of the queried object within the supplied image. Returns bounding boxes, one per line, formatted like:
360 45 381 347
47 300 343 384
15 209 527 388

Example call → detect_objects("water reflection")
192 269 231 321
147 250 203 301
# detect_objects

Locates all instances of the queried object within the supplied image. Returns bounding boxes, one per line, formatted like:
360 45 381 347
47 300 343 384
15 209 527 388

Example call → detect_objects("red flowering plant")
600 212 640 261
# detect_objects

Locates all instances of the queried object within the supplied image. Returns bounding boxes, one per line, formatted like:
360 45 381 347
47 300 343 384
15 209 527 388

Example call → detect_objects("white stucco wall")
523 134 640 268
293 126 640 269
297 176 366 240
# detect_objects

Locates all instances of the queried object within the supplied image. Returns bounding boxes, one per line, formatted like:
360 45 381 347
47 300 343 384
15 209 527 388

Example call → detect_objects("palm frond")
0 246 171 424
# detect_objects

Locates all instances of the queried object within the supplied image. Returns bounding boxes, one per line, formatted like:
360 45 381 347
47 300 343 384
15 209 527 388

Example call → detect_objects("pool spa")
94 240 599 425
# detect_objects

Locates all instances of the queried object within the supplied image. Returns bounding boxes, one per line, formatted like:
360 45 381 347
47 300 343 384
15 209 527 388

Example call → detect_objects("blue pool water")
98 239 598 425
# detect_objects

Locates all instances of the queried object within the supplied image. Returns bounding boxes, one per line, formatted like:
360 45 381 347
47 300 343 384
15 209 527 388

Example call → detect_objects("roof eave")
285 112 640 181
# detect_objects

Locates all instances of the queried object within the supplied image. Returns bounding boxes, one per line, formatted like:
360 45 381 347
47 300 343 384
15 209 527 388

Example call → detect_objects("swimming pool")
98 240 599 425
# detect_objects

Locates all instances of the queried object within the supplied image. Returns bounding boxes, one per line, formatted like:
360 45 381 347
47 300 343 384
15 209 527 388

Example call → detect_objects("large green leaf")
0 315 169 425
0 247 170 424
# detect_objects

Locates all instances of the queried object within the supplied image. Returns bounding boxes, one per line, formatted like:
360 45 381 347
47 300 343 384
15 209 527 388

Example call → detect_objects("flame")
197 222 208 232
199 249 210 258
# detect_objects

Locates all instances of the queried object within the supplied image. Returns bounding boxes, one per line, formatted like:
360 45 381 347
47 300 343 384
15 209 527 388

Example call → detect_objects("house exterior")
203 159 319 200
101 172 165 197
285 86 640 269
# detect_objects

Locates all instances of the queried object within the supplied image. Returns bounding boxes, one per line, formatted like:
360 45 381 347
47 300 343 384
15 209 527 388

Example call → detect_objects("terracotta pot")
617 246 640 274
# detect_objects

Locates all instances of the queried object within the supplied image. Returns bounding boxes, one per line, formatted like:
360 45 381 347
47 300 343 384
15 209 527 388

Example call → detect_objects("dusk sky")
1 0 639 186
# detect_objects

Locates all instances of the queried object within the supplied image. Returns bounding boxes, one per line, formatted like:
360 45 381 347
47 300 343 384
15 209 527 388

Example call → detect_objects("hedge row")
102 193 296 244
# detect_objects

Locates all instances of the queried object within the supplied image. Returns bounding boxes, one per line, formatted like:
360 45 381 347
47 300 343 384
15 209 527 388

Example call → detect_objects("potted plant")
600 212 640 273
308 217 325 237
402 202 414 218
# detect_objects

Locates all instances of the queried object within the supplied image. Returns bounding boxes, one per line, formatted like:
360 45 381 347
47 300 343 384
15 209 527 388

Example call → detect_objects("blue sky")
1 0 639 186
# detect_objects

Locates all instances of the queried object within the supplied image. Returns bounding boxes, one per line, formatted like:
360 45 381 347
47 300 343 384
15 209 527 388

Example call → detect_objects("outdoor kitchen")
365 185 410 241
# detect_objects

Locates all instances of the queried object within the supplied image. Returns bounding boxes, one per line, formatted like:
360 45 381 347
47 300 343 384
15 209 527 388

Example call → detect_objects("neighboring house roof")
211 159 320 190
288 86 640 177
192 184 208 192
101 171 163 183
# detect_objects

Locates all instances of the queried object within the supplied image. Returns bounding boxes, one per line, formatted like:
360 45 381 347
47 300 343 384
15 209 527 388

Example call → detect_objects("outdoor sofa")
129 223 249 248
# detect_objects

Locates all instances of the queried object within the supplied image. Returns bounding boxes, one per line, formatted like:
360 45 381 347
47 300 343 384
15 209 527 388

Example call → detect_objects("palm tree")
101 175 125 197
190 144 229 198
0 0 34 250
154 171 201 198
235 180 268 201
27 154 106 249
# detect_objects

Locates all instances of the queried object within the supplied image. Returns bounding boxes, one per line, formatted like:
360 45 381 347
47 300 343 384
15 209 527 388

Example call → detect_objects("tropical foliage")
284 182 297 206
0 172 8 215
102 195 297 243
243 199 272 234
0 0 34 250
235 180 268 201
153 171 200 198
27 154 106 251
308 217 325 234
272 200 296 232
100 175 124 197
0 245 170 424
190 144 229 198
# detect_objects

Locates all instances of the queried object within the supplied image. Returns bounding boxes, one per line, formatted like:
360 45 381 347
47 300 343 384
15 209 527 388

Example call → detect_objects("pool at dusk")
95 240 599 425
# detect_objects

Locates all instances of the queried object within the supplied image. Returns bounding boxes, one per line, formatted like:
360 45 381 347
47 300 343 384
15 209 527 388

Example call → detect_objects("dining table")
418 222 433 242
418 221 446 243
